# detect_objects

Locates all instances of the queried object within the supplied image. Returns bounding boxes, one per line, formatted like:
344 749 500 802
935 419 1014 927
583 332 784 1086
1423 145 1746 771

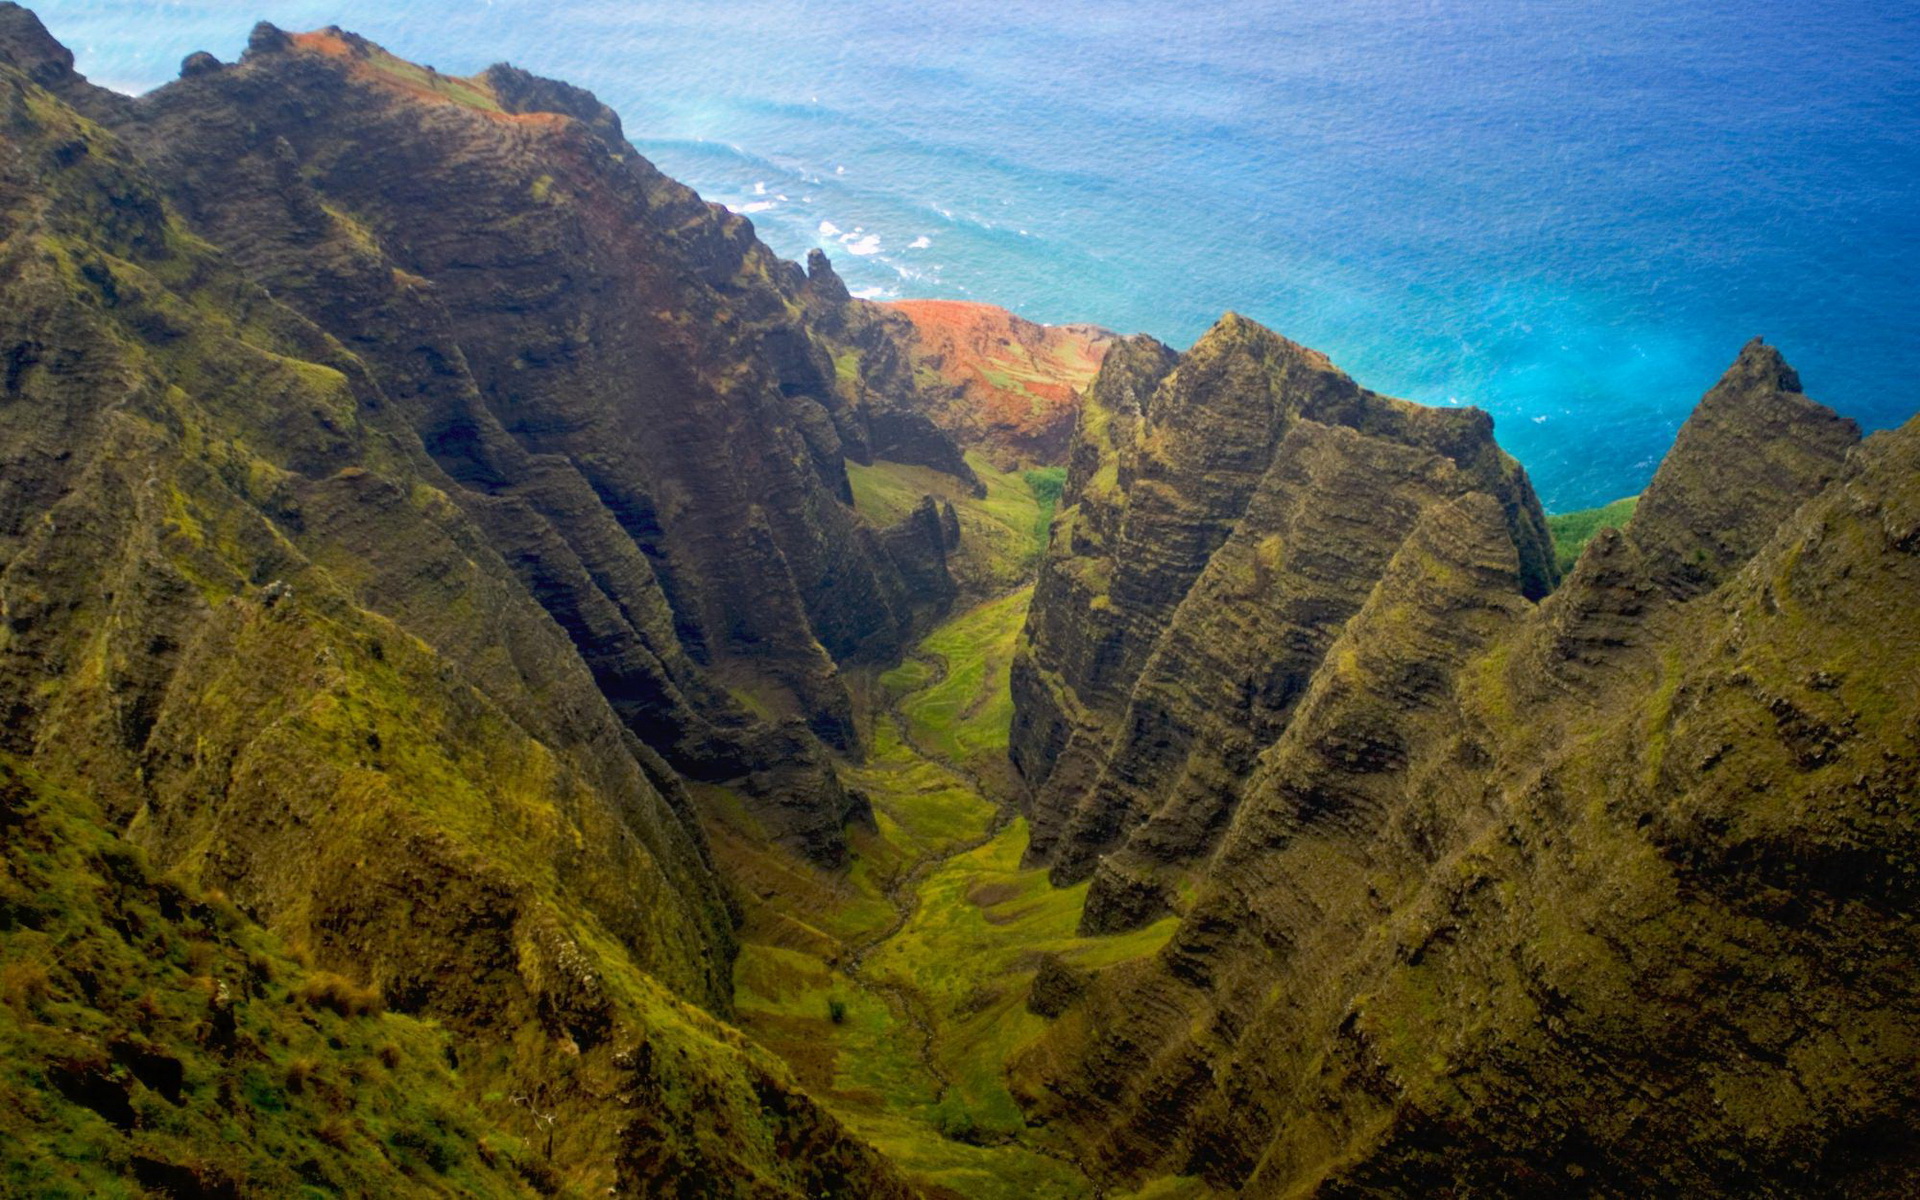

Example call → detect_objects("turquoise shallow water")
29 0 1920 509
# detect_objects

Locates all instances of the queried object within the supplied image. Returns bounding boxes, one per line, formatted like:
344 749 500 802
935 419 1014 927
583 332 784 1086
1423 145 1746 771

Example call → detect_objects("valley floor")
697 456 1212 1199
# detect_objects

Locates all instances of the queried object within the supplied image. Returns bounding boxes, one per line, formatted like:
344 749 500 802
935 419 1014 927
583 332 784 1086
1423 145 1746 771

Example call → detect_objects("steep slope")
0 757 543 1197
1013 341 1920 1196
1010 314 1556 922
0 11 923 1195
883 300 1113 469
86 19 974 863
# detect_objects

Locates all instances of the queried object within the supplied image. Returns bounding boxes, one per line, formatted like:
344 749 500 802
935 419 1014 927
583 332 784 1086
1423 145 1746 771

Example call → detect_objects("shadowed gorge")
0 6 1916 1198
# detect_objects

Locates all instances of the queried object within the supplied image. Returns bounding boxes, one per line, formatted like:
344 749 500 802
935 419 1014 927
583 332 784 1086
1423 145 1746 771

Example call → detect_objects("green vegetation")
355 43 505 113
1547 495 1640 575
847 453 1060 593
883 589 1032 779
1025 466 1068 546
706 579 1184 1199
0 758 541 1198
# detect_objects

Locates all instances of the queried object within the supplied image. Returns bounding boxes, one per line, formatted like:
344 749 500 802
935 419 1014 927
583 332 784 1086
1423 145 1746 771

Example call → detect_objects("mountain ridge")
0 6 1913 1198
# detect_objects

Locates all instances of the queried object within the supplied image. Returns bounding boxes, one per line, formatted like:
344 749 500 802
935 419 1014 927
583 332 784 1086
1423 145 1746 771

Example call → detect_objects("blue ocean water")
30 1 1920 510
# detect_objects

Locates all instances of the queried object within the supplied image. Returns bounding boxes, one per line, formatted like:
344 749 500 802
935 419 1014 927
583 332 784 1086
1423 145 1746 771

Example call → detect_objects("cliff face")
1010 314 1556 921
0 9 927 1195
883 299 1113 469
1014 340 1920 1195
91 22 974 865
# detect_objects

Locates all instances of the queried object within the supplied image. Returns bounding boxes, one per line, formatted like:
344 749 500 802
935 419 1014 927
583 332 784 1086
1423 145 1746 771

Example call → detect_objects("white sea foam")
845 233 883 256
739 201 777 213
908 236 932 250
753 181 766 195
851 285 899 300
818 220 842 237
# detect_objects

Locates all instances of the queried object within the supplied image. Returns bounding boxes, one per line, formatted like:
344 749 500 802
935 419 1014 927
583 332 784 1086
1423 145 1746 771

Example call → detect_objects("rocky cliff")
0 7 937 1194
91 22 983 864
1012 339 1920 1195
1010 314 1556 927
3 5 1916 1196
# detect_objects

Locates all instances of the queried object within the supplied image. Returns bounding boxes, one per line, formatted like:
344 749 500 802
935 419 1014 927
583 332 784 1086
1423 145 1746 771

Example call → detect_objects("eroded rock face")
95 23 967 862
0 11 927 1194
1017 343 1920 1197
1012 313 1556 898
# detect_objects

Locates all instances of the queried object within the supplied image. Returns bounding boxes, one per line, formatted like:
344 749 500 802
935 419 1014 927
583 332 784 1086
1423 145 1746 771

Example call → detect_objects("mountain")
1008 337 1920 1195
0 7 956 1194
1 5 1915 1198
1010 314 1557 925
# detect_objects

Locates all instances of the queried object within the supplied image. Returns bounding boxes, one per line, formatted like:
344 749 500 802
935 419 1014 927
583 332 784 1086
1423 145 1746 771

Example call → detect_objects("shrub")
184 941 215 975
300 972 383 1018
285 1056 319 1092
826 997 847 1024
1 960 53 1011
934 1098 979 1144
316 1116 355 1148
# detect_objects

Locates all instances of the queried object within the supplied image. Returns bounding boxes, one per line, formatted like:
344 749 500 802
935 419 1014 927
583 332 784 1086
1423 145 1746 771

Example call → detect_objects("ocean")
29 0 1919 510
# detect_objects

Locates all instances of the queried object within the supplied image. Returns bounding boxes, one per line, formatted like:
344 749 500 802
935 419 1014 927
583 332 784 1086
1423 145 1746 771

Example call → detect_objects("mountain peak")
805 247 852 303
1629 338 1859 596
1726 335 1802 393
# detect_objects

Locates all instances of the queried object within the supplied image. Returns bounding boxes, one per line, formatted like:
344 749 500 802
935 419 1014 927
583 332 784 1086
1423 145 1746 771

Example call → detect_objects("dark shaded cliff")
0 8 931 1194
1010 314 1556 926
80 19 970 866
1013 340 1919 1196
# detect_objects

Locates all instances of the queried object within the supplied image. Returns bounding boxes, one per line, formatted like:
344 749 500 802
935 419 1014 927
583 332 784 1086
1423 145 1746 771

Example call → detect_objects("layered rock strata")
1015 340 1919 1197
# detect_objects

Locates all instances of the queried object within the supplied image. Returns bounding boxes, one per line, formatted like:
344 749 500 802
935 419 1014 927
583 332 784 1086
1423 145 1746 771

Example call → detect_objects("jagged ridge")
1012 339 1920 1197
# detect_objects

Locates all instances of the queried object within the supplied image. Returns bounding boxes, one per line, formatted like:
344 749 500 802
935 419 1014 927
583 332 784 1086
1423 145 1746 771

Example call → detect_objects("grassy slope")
848 453 1059 595
702 468 1203 1198
1547 495 1640 575
0 757 545 1199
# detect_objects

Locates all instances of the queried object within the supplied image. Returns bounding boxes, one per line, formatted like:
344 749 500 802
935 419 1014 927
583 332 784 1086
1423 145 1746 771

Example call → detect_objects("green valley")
701 462 1200 1199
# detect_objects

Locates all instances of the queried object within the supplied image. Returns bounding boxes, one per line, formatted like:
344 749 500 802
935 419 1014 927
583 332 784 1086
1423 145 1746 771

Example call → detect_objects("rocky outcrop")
799 259 986 492
1628 338 1859 598
1025 953 1091 1018
885 299 1114 468
1016 342 1920 1197
1011 313 1556 900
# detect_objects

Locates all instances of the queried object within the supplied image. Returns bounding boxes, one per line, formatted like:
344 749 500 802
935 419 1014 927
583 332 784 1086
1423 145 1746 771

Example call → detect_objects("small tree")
826 997 848 1025
512 1094 559 1161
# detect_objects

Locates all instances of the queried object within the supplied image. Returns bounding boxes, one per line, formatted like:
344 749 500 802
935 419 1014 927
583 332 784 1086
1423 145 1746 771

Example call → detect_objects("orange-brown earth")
887 300 1113 468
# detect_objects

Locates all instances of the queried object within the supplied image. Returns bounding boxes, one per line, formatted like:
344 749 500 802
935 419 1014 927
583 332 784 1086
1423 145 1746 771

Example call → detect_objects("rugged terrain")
0 7 973 1194
884 300 1112 470
1 5 1915 1198
1010 314 1557 926
1009 337 1920 1195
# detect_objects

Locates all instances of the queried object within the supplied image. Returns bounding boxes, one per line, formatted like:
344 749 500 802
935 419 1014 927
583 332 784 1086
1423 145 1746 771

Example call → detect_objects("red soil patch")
289 30 564 128
887 299 1113 467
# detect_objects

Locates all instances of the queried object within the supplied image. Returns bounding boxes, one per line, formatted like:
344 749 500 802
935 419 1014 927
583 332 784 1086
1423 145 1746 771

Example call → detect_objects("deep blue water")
30 1 1920 509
